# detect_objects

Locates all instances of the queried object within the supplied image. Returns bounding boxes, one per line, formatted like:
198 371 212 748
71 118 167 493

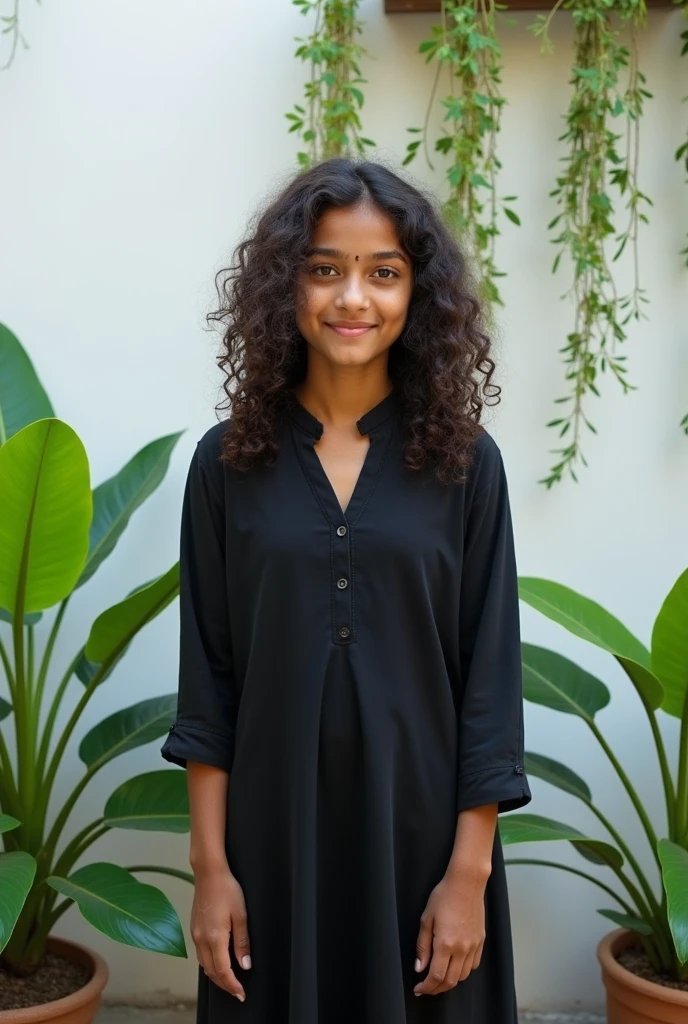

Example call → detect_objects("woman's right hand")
190 861 252 1002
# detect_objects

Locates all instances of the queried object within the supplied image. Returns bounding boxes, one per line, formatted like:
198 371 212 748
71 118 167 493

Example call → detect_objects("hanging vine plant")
1 0 39 71
286 0 375 169
403 0 519 326
531 0 653 487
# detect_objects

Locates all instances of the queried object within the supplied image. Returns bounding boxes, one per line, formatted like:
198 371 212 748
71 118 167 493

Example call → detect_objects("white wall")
1 0 686 1012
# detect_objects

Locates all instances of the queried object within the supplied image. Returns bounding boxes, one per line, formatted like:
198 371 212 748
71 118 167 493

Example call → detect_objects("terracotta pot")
597 928 688 1024
0 936 108 1024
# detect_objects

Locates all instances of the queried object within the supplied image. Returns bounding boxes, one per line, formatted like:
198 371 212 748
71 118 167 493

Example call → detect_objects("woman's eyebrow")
305 246 408 264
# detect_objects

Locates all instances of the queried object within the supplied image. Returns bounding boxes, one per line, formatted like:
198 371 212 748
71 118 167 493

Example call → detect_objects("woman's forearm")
187 761 231 873
445 803 498 883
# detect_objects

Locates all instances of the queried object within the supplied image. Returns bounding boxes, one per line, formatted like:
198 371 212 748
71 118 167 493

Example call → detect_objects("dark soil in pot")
0 952 92 1012
617 947 688 993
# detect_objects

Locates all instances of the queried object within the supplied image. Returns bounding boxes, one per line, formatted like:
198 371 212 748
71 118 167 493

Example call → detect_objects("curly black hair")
208 157 500 485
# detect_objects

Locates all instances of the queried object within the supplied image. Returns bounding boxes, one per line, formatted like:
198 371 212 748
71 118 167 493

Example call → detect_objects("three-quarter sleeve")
455 437 532 815
160 439 238 774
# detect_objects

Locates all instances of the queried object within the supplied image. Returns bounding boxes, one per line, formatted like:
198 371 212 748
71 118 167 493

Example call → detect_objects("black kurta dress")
161 387 532 1024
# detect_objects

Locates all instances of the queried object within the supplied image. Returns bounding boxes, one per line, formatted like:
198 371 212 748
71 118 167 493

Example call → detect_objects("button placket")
333 522 353 643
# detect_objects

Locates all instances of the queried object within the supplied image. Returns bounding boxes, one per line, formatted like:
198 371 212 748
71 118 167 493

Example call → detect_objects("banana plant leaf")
79 695 177 771
525 752 592 802
0 608 42 626
499 812 624 869
519 578 663 710
651 568 688 719
76 432 184 589
0 322 54 444
658 839 688 963
598 908 652 935
84 563 179 665
521 643 610 720
0 696 12 722
103 770 189 832
0 852 37 954
0 419 92 614
47 862 186 958
0 815 20 833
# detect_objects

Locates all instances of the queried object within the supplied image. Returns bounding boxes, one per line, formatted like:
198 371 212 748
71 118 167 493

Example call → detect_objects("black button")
338 626 350 638
336 525 347 537
337 577 348 589
514 764 524 775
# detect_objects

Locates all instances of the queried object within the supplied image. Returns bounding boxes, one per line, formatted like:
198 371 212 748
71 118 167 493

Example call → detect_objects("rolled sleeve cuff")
457 761 532 815
160 721 235 774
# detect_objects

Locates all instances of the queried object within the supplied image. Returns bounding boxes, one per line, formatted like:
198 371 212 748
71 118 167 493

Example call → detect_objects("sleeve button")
514 764 524 775
338 626 350 638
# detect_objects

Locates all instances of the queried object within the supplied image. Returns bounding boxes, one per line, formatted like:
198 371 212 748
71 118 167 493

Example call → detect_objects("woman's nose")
335 275 369 310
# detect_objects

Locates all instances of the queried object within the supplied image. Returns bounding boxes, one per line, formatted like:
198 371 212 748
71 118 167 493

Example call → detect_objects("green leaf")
47 863 186 958
0 696 12 721
597 908 652 935
499 813 623 868
0 419 92 615
103 770 189 832
74 644 128 688
0 814 20 833
0 607 42 626
76 432 184 589
651 568 688 719
503 208 521 226
85 562 179 664
0 323 54 445
519 578 663 711
525 751 592 802
79 695 178 770
0 852 37 954
658 839 688 964
521 643 610 720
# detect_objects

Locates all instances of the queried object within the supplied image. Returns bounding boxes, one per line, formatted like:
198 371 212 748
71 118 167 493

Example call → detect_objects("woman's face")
295 202 414 368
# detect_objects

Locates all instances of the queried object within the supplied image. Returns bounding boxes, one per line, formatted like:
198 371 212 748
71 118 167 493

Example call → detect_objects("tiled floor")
96 1008 606 1023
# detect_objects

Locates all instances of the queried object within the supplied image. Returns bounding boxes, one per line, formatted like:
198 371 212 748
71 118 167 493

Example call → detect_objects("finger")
232 907 252 971
457 949 474 984
210 932 245 1001
414 911 433 973
414 942 451 996
436 954 464 993
470 939 484 975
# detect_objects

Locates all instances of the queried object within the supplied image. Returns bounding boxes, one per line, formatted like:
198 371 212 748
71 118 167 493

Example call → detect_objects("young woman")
161 157 532 1024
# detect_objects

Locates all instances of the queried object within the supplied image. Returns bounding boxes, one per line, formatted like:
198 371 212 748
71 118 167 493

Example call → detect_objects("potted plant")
0 323 194 1022
498 569 688 1022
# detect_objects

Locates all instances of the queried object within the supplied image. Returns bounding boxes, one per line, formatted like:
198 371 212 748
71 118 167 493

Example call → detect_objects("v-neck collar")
287 387 397 526
286 387 399 439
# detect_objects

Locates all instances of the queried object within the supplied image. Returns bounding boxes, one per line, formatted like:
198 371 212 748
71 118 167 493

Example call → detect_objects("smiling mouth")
325 323 377 338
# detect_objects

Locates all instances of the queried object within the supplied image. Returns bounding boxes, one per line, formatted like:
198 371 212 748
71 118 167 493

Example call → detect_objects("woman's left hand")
413 868 487 996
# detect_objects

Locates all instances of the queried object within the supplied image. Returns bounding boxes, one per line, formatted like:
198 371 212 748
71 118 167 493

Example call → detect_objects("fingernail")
414 958 421 972
242 955 252 970
236 993 245 1003
414 991 421 997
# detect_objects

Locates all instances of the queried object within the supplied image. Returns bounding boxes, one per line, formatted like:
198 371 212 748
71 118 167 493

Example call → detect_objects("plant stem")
0 728 19 816
35 647 83 784
0 633 17 702
33 598 70 734
40 764 100 869
504 857 635 912
675 685 688 839
589 719 661 872
588 802 663 923
127 865 195 885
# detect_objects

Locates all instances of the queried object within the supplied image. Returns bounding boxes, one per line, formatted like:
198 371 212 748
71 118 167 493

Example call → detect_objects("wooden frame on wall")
385 0 675 10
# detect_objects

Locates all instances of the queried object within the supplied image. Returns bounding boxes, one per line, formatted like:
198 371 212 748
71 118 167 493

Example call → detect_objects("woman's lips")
326 323 376 338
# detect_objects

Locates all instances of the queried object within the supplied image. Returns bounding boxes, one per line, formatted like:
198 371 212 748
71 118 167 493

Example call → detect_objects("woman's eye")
312 265 337 277
373 267 398 279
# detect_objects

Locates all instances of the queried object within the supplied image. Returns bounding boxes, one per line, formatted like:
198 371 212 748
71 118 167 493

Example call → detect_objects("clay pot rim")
597 927 688 1007
0 935 109 1022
